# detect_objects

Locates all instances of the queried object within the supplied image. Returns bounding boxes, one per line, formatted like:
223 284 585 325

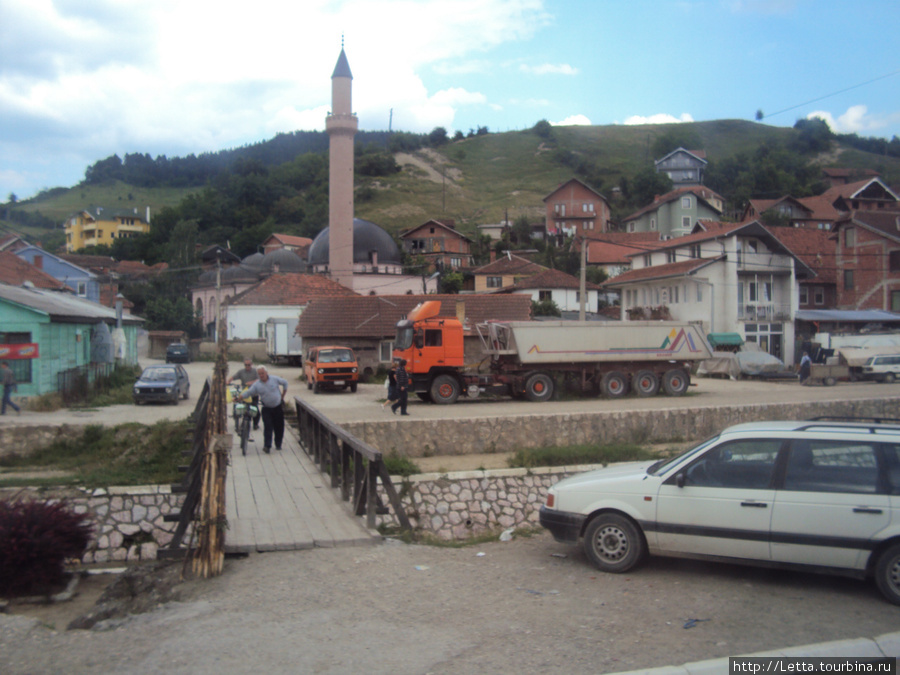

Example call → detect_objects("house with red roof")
490 267 603 314
622 185 725 239
0 251 70 291
399 219 474 271
767 227 837 310
295 294 533 376
470 252 547 292
222 273 358 340
602 220 815 365
260 233 314 257
831 210 900 312
582 232 665 279
542 178 611 239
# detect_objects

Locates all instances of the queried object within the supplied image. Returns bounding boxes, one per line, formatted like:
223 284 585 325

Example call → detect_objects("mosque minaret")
325 46 357 287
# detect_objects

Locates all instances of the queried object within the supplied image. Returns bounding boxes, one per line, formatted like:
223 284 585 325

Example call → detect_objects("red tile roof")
265 233 314 247
503 268 602 291
766 227 837 284
471 253 547 275
226 273 358 306
296 294 533 338
0 251 69 290
623 185 724 222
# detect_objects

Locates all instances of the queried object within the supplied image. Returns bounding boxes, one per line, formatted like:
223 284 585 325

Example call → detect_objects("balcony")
736 252 793 274
738 303 792 322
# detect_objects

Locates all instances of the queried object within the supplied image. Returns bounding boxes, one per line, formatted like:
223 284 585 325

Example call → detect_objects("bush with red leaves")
0 498 93 597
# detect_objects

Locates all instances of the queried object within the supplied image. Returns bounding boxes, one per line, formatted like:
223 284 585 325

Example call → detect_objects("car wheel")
885 373 896 384
632 370 659 397
183 385 190 400
601 371 629 398
583 513 646 573
662 368 690 396
875 543 900 605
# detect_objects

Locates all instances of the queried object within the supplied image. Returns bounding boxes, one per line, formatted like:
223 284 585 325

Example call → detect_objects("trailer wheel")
430 374 460 404
662 369 690 396
824 376 837 387
601 371 629 398
633 370 659 397
524 373 554 402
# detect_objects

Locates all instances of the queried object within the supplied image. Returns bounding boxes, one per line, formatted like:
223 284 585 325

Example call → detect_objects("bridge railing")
293 396 410 531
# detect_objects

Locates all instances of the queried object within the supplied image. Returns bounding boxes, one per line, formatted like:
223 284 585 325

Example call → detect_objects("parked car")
304 345 359 393
165 343 191 363
860 354 900 383
540 418 900 604
133 364 190 405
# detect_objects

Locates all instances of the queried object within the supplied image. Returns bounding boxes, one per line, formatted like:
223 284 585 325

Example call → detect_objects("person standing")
799 352 812 385
381 361 398 411
390 359 410 416
228 358 260 429
1 361 20 415
239 366 288 453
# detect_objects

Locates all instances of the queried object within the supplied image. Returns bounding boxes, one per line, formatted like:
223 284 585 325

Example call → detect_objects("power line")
760 69 900 121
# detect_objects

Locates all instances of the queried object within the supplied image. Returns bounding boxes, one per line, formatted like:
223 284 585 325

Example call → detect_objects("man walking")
239 366 288 453
228 358 260 430
1 361 20 415
390 359 410 416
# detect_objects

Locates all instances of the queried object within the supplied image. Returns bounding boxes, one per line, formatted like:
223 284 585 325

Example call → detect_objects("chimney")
490 249 496 263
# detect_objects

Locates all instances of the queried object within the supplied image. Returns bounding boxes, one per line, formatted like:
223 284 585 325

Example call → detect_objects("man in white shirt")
239 366 288 453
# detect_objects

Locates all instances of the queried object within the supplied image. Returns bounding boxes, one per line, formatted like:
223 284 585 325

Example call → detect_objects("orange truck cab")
304 345 359 394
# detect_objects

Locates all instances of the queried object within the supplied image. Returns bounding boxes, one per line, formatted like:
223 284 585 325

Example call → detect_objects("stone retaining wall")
0 485 185 563
376 466 596 540
347 397 900 458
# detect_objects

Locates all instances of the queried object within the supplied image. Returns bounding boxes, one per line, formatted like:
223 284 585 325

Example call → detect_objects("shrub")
0 498 93 597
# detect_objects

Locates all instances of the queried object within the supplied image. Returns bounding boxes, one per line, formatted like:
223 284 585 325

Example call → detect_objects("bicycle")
229 385 259 456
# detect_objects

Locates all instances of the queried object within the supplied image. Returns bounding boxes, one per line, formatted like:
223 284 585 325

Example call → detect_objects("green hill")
4 119 900 247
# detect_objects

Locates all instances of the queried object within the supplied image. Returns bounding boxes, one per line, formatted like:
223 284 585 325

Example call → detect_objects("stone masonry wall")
375 466 595 540
0 485 186 563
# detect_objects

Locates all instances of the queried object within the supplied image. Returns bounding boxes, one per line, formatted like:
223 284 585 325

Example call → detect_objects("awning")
707 332 744 347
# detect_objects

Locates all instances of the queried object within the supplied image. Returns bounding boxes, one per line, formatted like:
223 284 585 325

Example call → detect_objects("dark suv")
165 343 191 363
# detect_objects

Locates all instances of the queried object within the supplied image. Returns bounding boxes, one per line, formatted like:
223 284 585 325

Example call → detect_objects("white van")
861 354 900 383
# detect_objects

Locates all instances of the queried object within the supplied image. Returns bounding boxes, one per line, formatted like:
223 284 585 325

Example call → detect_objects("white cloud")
519 63 578 76
622 113 695 125
551 114 592 126
806 105 900 135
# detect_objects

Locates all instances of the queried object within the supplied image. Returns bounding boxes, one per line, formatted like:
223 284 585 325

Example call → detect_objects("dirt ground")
3 360 900 673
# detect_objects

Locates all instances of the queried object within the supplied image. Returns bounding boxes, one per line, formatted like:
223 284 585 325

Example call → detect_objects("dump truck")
393 301 713 404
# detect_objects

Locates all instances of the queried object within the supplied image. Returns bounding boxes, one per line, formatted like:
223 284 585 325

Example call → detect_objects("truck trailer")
393 301 713 404
265 318 303 366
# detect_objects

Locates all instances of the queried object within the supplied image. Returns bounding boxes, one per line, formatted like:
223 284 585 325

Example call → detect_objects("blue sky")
2 0 899 202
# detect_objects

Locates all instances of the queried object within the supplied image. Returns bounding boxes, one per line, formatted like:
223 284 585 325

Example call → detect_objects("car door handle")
853 507 883 514
740 501 768 508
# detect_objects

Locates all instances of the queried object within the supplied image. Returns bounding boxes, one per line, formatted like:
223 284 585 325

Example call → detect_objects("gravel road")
2 360 900 673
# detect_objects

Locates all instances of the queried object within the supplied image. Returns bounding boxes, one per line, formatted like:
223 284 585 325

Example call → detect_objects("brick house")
542 178 611 239
399 219 474 271
832 210 900 311
768 227 837 310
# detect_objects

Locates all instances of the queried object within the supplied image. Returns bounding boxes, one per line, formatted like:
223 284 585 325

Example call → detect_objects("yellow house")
65 206 151 252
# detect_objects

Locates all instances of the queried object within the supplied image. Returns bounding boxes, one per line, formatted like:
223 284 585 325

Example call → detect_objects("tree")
428 127 449 147
440 271 464 294
532 298 561 317
6 193 16 204
533 119 553 139
629 168 673 208
755 109 764 121
510 216 533 246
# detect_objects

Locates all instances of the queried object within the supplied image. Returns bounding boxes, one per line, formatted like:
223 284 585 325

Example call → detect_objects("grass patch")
506 442 679 469
383 451 421 478
0 420 190 488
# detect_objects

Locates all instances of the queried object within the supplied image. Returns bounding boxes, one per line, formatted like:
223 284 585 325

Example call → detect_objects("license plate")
333 380 345 385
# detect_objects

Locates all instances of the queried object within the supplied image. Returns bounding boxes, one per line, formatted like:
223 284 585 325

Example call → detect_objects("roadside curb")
608 631 900 674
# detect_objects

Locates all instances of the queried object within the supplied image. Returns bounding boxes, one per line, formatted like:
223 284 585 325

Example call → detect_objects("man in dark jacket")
391 359 410 416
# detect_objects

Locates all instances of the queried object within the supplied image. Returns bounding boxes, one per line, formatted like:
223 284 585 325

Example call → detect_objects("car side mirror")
676 472 685 489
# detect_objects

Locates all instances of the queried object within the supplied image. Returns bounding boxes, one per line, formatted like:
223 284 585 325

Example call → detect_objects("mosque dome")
220 265 259 283
307 218 401 267
259 248 307 274
241 252 265 271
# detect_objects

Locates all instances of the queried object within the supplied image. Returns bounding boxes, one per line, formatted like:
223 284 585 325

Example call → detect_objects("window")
650 218 657 231
539 290 552 302
690 245 701 259
683 439 781 489
450 257 461 268
379 341 394 362
487 276 502 288
424 329 442 347
814 287 825 305
643 254 652 267
682 216 691 228
845 228 855 247
628 222 636 233
666 250 676 263
258 323 265 338
697 284 702 302
844 269 854 291
799 286 808 305
783 440 879 494
682 197 691 208
583 203 594 213
890 251 900 272
76 281 87 296
893 291 900 313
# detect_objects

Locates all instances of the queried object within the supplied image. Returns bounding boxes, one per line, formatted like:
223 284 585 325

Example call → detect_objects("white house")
602 220 814 365
495 268 602 314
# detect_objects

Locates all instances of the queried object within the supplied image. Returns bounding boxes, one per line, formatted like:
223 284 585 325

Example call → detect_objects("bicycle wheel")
240 416 250 456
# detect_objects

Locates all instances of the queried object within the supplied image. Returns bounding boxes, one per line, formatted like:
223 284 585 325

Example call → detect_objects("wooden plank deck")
224 419 380 553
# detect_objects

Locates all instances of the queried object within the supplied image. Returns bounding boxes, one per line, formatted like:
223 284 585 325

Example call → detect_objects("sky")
2 0 899 202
